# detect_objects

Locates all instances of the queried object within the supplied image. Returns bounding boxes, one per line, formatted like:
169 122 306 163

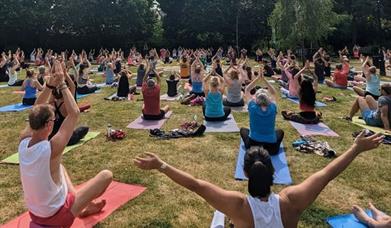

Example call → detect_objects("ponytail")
244 147 274 198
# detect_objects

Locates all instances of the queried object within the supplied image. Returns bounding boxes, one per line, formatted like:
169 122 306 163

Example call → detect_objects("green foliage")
269 0 344 49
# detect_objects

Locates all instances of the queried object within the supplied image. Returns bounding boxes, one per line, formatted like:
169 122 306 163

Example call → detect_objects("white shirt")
247 193 284 228
8 70 17 85
19 138 68 217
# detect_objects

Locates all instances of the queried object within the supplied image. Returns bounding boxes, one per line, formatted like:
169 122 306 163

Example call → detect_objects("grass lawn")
0 60 390 227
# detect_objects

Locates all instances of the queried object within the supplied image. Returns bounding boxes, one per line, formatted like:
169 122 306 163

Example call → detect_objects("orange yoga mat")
1 181 146 228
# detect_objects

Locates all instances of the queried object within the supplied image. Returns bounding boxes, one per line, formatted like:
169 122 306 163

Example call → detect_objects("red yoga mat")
1 181 146 228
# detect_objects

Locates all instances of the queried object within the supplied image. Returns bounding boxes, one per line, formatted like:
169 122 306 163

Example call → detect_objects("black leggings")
9 79 24 87
240 128 284 155
203 105 231 122
223 98 244 107
22 97 36 106
143 110 165 120
77 86 98 95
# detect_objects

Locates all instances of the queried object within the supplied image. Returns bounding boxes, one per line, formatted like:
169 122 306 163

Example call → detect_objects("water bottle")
107 124 112 137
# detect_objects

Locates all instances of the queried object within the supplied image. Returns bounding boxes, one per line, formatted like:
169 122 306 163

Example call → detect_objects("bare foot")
352 205 372 225
79 199 106 217
369 203 391 224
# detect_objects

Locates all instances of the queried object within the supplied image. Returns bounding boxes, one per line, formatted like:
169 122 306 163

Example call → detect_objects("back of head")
38 66 45 74
169 74 175 80
28 104 54 130
209 76 219 88
244 147 274 198
369 66 377 74
255 89 271 106
147 78 156 88
230 70 239 80
26 70 34 78
336 64 343 71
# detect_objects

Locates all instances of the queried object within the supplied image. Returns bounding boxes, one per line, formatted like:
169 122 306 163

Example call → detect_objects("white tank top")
18 138 68 218
247 193 284 228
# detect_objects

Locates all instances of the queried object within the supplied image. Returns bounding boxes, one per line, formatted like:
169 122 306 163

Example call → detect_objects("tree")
269 0 343 49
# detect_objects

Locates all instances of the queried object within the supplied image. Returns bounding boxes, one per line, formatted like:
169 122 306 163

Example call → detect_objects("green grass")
0 61 390 227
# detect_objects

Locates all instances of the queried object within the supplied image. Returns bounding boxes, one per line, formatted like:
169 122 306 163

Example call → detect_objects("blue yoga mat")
76 89 100 100
234 140 293 185
326 210 372 228
0 103 32 112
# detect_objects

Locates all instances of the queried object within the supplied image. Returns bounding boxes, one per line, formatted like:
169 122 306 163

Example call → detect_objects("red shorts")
29 192 76 227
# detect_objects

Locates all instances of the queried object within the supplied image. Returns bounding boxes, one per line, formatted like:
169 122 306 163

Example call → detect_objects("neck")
29 132 48 147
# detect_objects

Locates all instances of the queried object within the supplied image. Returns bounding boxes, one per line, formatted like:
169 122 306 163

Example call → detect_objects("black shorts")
22 97 36 106
364 91 380 100
143 110 165 120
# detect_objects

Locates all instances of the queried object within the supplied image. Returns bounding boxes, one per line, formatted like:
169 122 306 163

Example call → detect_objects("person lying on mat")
240 67 284 155
325 64 348 89
135 131 383 228
166 71 180 98
19 60 112 227
345 83 391 131
353 56 381 100
223 64 245 107
203 74 231 121
352 203 391 227
76 57 98 95
22 70 44 105
142 67 170 120
35 60 89 146
8 55 24 86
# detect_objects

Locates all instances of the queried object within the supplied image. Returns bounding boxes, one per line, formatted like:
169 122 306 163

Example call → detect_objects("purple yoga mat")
289 121 339 137
204 114 240 133
127 111 172 130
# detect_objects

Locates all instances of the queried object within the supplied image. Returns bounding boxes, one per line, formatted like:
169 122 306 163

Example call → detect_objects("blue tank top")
248 101 277 143
205 91 224 117
192 81 203 93
105 68 115 84
366 74 380 96
24 79 37 99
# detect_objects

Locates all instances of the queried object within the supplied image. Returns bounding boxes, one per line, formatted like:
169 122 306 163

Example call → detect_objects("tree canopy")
0 0 390 52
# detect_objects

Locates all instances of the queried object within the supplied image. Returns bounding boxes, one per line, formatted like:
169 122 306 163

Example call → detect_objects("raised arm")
279 132 383 214
203 73 212 94
50 61 80 158
244 75 261 101
134 153 247 221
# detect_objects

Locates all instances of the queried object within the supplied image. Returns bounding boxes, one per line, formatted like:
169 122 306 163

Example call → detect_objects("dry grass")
0 60 390 227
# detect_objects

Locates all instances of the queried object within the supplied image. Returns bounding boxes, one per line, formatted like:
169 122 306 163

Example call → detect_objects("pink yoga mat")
289 121 339 137
127 111 172 130
1 181 146 228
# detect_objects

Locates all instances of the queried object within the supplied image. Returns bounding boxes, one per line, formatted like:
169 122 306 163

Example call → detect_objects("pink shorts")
29 192 76 227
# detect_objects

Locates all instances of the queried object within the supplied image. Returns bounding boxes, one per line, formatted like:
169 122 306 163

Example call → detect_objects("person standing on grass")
135 131 383 228
19 60 112 227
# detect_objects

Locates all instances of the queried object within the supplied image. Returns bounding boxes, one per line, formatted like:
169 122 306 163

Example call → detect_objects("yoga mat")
230 105 248 113
76 90 100 100
12 91 25 94
289 121 339 137
127 111 172 130
282 95 327 107
352 116 390 135
160 94 180 101
1 132 100 165
234 141 293 185
96 83 109 88
1 181 146 228
0 84 9 88
326 210 372 228
0 103 32 112
204 114 240 133
104 93 131 101
210 211 225 228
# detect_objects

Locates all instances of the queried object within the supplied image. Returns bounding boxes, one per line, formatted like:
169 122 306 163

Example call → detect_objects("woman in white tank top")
135 132 383 227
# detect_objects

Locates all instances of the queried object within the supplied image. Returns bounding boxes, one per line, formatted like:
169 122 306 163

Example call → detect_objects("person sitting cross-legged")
240 66 284 155
19 60 112 227
344 83 391 132
134 131 383 228
142 64 169 120
202 73 231 121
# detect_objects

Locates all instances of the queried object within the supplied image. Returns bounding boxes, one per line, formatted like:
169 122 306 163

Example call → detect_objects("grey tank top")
227 80 242 103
